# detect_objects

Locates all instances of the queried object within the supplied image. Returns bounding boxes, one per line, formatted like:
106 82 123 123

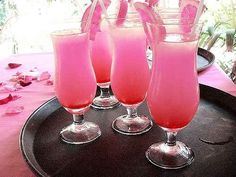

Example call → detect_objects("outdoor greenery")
0 1 7 26
199 0 236 83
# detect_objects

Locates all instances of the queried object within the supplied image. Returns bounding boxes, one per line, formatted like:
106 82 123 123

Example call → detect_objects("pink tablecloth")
0 53 235 177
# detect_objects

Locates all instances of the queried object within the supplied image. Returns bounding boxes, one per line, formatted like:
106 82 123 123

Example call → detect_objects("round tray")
20 84 236 177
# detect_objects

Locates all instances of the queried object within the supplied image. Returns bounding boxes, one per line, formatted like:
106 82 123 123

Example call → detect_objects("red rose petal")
19 80 32 87
8 63 22 69
0 94 21 105
5 106 24 114
0 94 13 105
38 71 51 81
46 79 53 85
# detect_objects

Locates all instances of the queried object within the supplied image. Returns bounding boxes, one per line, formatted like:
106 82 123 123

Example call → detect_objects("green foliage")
0 0 7 26
198 0 236 82
199 0 236 51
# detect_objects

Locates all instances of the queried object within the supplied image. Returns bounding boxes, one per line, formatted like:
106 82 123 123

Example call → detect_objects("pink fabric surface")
198 64 236 96
0 53 235 177
0 53 55 177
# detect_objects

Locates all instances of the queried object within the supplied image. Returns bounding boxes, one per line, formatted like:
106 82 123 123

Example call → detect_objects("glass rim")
147 20 204 26
50 21 88 36
51 29 86 37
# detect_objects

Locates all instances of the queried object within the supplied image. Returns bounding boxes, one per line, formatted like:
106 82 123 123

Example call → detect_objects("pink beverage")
91 31 112 84
52 31 97 109
111 26 150 105
147 37 199 129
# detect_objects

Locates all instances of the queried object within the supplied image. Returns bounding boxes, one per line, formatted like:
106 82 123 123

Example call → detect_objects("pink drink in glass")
52 28 101 145
147 37 199 130
53 32 97 109
111 27 150 105
110 20 152 135
145 22 202 169
91 31 112 84
90 27 120 110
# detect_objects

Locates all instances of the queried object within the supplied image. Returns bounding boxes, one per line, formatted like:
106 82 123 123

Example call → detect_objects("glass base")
112 115 153 135
60 121 101 145
92 95 120 110
145 141 194 169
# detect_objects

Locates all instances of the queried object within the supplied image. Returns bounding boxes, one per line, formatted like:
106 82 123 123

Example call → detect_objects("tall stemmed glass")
51 23 101 144
90 13 140 110
110 18 153 135
146 21 203 168
90 23 120 110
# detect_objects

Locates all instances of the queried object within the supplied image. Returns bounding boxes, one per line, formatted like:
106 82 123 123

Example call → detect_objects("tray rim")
20 96 56 177
197 48 215 72
19 84 235 177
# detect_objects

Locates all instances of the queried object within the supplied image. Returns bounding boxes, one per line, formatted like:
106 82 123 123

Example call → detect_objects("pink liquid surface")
91 31 112 84
52 32 97 109
147 37 199 129
111 27 150 105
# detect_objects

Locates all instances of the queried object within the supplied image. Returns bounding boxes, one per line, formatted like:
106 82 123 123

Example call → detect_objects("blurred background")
0 0 235 82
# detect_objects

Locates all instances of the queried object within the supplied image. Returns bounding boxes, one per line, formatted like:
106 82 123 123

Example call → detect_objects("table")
0 53 235 177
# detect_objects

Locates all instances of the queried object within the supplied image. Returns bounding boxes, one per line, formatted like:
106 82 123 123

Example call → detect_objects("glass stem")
166 131 177 146
100 85 110 98
127 107 138 118
73 114 85 125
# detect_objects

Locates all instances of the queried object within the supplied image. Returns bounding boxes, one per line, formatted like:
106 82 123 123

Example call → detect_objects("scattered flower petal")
5 106 24 114
38 71 51 81
15 71 22 76
12 95 21 101
30 67 38 72
19 75 33 83
0 94 13 105
46 79 53 85
0 83 22 92
8 63 22 69
0 94 21 105
19 80 32 87
23 71 39 80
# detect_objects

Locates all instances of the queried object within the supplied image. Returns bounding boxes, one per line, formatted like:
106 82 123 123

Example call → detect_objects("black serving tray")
20 84 236 177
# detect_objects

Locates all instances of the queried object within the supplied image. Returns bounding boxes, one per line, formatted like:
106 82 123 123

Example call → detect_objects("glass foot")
146 141 194 169
60 121 101 145
112 115 153 135
92 95 120 110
